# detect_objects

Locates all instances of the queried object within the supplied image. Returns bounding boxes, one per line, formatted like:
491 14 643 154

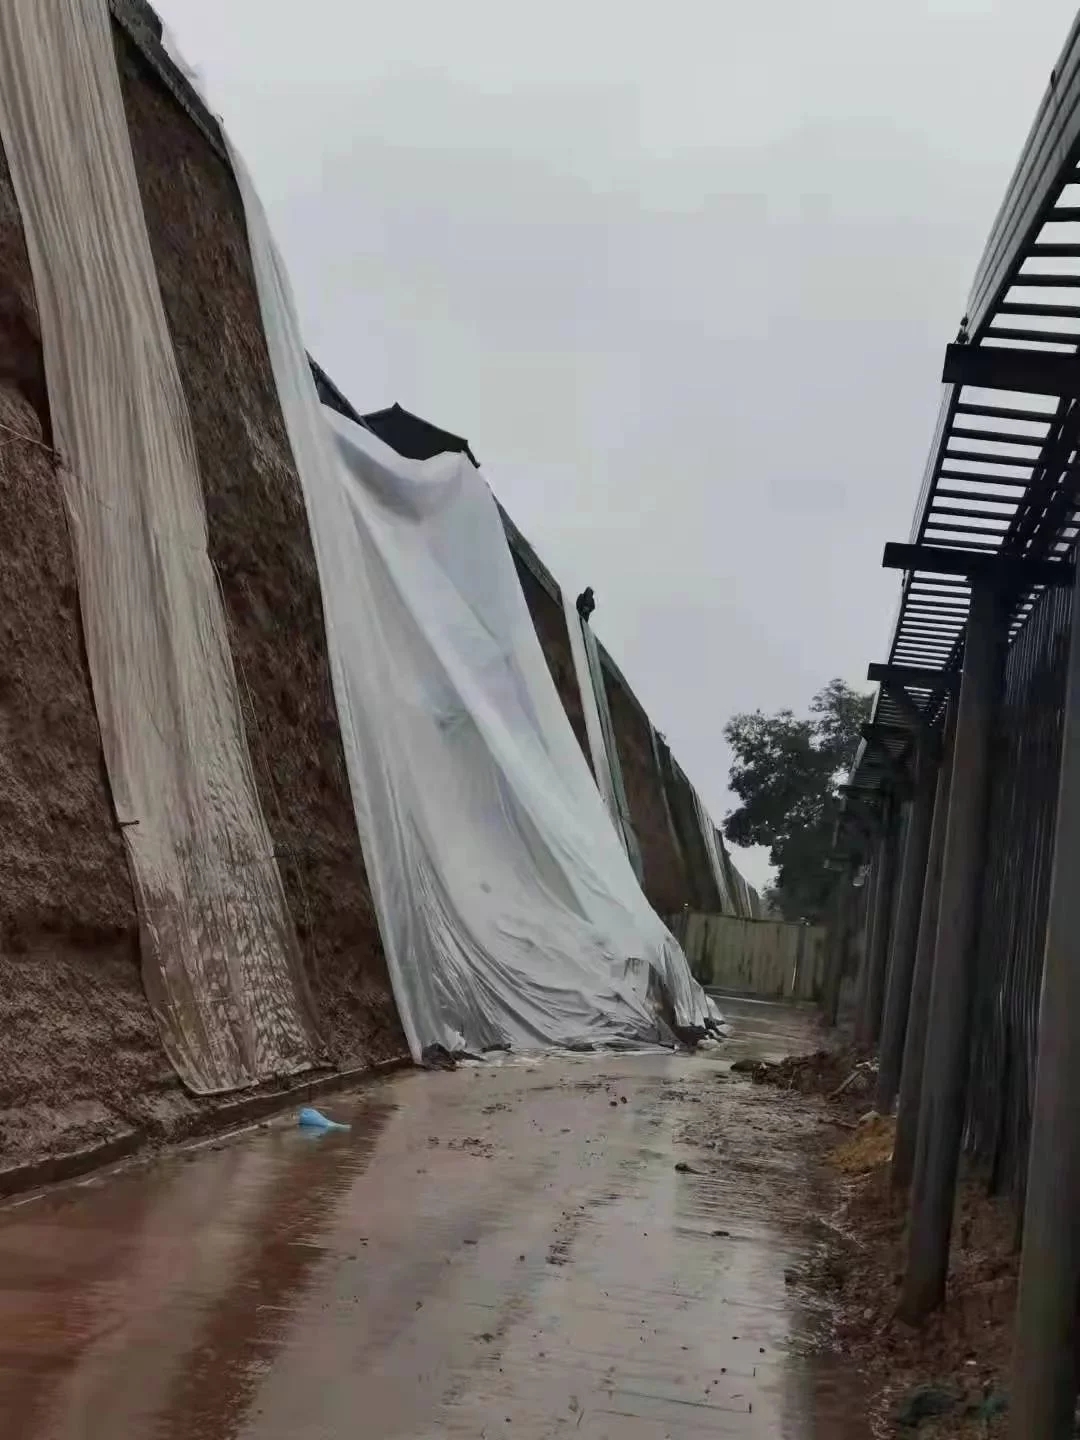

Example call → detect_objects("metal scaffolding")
841 15 1080 1436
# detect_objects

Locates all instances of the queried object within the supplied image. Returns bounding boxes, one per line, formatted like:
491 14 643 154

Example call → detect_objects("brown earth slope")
512 558 594 769
0 141 163 1167
0 23 408 1177
601 660 693 916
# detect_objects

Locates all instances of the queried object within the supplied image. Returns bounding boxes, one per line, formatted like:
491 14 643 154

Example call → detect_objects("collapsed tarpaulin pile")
236 148 719 1056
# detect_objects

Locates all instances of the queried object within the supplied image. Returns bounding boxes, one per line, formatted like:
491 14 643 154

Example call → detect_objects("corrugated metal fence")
968 581 1071 1196
678 912 826 1001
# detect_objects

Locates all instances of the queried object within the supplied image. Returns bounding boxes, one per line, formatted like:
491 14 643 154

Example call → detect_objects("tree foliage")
722 679 871 922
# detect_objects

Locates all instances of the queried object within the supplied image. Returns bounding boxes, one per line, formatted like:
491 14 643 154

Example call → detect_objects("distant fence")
676 912 826 1001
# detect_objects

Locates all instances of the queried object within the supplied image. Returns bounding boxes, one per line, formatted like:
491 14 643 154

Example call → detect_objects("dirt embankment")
600 664 693 916
0 28 408 1180
0 134 164 1171
512 558 594 769
745 1049 1017 1438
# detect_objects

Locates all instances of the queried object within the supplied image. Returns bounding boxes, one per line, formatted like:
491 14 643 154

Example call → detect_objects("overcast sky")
159 0 1077 888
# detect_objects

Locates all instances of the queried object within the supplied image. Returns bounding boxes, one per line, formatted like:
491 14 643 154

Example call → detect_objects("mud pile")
731 1045 874 1106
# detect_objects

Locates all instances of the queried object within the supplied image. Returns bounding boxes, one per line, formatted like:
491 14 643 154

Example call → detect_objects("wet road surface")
0 997 863 1439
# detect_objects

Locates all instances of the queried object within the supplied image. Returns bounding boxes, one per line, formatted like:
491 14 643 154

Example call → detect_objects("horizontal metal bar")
869 663 957 689
955 401 1056 422
901 627 966 639
943 446 1041 468
999 300 1080 318
897 614 960 630
905 602 971 615
1011 271 1080 287
905 611 971 625
928 506 1012 522
907 585 974 597
1049 207 1080 221
1029 242 1080 257
899 612 966 627
898 638 965 649
899 639 963 651
907 596 971 610
949 425 1045 445
900 617 966 631
922 536 1005 551
923 525 1004 541
910 569 973 581
885 542 1075 586
943 341 1080 398
934 487 1019 505
938 467 1034 488
985 326 1080 345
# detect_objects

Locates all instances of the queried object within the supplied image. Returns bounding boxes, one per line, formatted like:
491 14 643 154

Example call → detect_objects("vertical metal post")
892 702 955 1189
1010 563 1080 1439
876 733 940 1113
899 582 1003 1320
823 869 853 1027
857 796 899 1046
853 852 878 1025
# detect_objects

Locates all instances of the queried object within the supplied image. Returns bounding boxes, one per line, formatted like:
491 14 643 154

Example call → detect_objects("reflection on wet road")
0 998 863 1438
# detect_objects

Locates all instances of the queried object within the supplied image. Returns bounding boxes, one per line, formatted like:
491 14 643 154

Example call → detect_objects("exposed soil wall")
0 21 407 1174
115 33 404 1068
599 659 693 916
511 558 593 770
653 734 722 912
0 143 164 1167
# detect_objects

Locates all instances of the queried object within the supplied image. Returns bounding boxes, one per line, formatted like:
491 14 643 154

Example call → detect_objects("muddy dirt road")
0 998 863 1439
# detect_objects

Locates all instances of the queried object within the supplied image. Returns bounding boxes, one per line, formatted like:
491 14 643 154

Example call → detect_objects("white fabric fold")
231 146 718 1057
0 0 321 1093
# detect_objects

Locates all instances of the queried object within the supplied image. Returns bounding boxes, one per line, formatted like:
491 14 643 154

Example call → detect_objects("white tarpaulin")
232 150 717 1059
0 0 322 1093
562 595 642 877
694 787 736 915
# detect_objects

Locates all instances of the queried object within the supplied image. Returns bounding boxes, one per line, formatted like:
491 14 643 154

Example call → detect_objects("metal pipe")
892 702 955 1189
899 581 1004 1319
856 798 901 1047
876 733 940 1114
1009 553 1080 1438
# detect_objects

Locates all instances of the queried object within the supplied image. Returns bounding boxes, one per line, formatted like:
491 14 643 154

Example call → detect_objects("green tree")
722 679 871 922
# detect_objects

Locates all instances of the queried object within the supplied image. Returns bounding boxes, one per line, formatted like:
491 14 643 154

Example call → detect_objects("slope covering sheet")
0 0 321 1093
234 152 717 1059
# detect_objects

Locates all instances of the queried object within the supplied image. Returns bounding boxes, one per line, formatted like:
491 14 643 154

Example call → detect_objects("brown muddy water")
0 997 868 1438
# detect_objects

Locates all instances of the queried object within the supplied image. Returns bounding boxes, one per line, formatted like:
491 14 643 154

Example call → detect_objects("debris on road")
829 1111 894 1174
297 1107 350 1132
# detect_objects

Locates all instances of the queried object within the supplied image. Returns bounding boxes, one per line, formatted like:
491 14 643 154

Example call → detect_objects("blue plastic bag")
298 1106 350 1132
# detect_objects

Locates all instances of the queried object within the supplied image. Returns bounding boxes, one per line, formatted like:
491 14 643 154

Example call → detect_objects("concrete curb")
0 1053 412 1202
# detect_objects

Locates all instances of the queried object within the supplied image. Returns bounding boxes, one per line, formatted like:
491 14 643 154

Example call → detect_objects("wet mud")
0 998 869 1438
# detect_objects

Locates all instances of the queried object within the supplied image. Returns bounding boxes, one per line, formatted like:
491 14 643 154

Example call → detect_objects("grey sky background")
160 0 1078 889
